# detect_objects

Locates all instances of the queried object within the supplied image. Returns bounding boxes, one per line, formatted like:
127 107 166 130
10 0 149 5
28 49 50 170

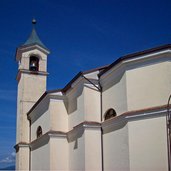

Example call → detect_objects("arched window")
104 108 117 120
36 126 42 138
29 56 39 71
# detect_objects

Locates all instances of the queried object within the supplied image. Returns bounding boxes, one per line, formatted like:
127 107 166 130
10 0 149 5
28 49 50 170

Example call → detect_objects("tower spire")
23 19 49 50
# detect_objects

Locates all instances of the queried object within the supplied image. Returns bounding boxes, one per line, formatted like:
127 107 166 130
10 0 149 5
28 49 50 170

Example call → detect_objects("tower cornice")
16 44 50 61
16 69 49 81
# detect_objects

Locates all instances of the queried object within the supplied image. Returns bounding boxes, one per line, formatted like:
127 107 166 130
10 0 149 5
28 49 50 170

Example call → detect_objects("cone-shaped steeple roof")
23 19 48 50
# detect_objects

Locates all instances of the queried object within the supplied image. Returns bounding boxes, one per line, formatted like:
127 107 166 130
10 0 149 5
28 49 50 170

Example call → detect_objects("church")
15 20 171 171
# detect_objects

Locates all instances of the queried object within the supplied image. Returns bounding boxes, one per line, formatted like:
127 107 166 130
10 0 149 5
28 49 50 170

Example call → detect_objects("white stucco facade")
15 26 171 171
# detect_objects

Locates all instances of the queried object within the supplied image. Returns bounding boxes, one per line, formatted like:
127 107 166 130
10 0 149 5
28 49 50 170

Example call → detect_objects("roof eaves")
82 65 109 75
19 43 50 53
62 66 109 93
27 88 63 117
62 72 83 93
99 44 171 77
27 92 47 117
46 88 63 94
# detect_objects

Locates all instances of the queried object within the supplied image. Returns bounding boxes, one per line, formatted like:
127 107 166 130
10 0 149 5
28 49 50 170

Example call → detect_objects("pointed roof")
23 19 49 50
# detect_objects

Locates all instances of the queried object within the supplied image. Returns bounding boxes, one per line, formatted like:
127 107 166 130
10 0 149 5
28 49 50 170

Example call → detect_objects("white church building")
15 21 171 171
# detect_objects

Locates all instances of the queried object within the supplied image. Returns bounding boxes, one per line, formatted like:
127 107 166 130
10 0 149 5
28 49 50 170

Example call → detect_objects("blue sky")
0 0 171 168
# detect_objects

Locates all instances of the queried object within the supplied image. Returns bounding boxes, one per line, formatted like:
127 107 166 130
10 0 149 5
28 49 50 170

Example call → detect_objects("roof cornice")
27 89 63 117
99 44 171 77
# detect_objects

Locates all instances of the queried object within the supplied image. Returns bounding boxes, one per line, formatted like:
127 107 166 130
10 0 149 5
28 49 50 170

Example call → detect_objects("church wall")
22 73 46 102
16 146 30 170
31 143 50 170
49 99 68 132
126 58 171 111
84 86 101 122
84 128 102 170
17 75 38 143
31 97 50 141
17 102 34 143
16 77 23 142
68 129 85 170
50 137 68 170
102 70 127 118
67 81 85 130
103 122 129 171
128 116 168 171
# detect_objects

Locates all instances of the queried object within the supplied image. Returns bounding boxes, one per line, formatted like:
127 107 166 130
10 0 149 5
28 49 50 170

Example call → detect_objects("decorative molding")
14 142 29 152
99 44 171 77
100 50 171 84
16 69 49 82
48 130 67 138
29 130 67 150
19 69 48 75
67 121 101 142
19 43 50 54
102 104 168 131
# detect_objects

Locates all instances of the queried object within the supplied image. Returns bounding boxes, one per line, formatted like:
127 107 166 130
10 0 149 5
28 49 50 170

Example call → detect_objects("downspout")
82 75 104 171
99 82 104 171
167 95 171 171
28 117 31 171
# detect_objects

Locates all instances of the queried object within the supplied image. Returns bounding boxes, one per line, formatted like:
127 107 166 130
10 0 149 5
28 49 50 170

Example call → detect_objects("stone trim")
68 121 101 142
30 130 67 150
73 121 101 130
16 69 49 81
19 69 48 75
48 130 67 138
16 44 50 61
122 104 169 117
102 104 168 130
29 122 101 147
14 142 29 152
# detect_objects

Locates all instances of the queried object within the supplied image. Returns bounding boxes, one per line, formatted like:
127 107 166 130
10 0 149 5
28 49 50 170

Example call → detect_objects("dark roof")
23 28 49 50
99 44 171 77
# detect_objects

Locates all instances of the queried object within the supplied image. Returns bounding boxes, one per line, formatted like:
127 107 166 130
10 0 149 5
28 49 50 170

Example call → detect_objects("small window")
29 56 39 71
37 126 42 138
104 108 116 120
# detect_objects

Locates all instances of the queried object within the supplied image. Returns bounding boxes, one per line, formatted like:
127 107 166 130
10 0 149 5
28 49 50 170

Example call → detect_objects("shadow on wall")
102 70 125 92
103 118 127 134
31 96 50 124
66 82 84 114
30 133 50 151
67 126 84 150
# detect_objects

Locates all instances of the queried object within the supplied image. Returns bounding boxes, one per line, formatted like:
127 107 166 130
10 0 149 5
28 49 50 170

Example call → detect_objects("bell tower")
15 19 50 170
